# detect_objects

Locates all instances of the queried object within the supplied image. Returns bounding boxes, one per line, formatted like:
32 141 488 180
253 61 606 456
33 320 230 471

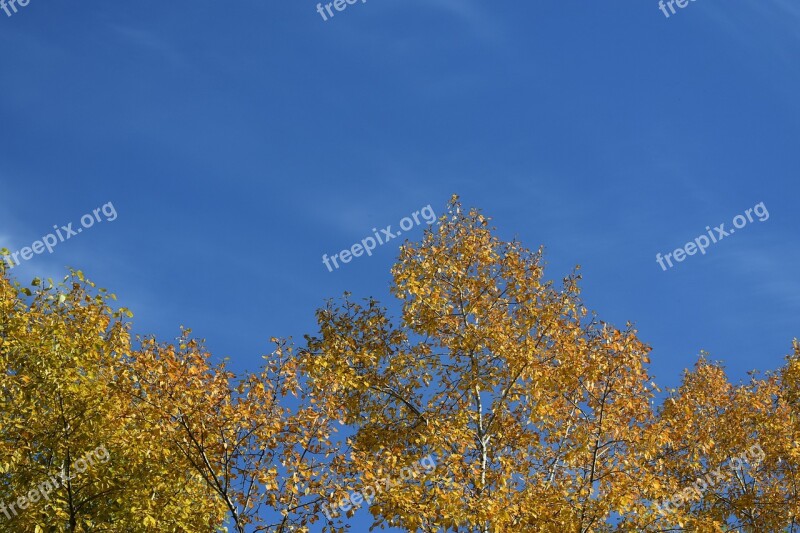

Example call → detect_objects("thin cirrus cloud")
702 0 800 77
723 243 800 311
399 0 506 45
107 24 185 65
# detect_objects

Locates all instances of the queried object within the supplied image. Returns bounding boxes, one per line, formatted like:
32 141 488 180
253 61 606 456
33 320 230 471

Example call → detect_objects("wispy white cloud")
702 0 800 86
107 24 184 65
719 239 800 310
379 0 506 47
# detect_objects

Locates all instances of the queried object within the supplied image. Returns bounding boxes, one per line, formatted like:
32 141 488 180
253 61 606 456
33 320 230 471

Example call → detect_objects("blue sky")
1 0 798 530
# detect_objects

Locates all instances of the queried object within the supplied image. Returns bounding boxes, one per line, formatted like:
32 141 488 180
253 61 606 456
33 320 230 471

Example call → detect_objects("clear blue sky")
1 1 798 531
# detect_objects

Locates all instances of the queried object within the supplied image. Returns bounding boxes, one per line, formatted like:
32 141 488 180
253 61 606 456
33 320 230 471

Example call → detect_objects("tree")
0 269 223 531
3 199 799 532
119 334 344 533
0 265 342 532
301 197 660 532
299 196 800 532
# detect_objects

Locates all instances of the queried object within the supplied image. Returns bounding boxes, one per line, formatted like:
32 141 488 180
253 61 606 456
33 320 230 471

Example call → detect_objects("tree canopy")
1 197 798 532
